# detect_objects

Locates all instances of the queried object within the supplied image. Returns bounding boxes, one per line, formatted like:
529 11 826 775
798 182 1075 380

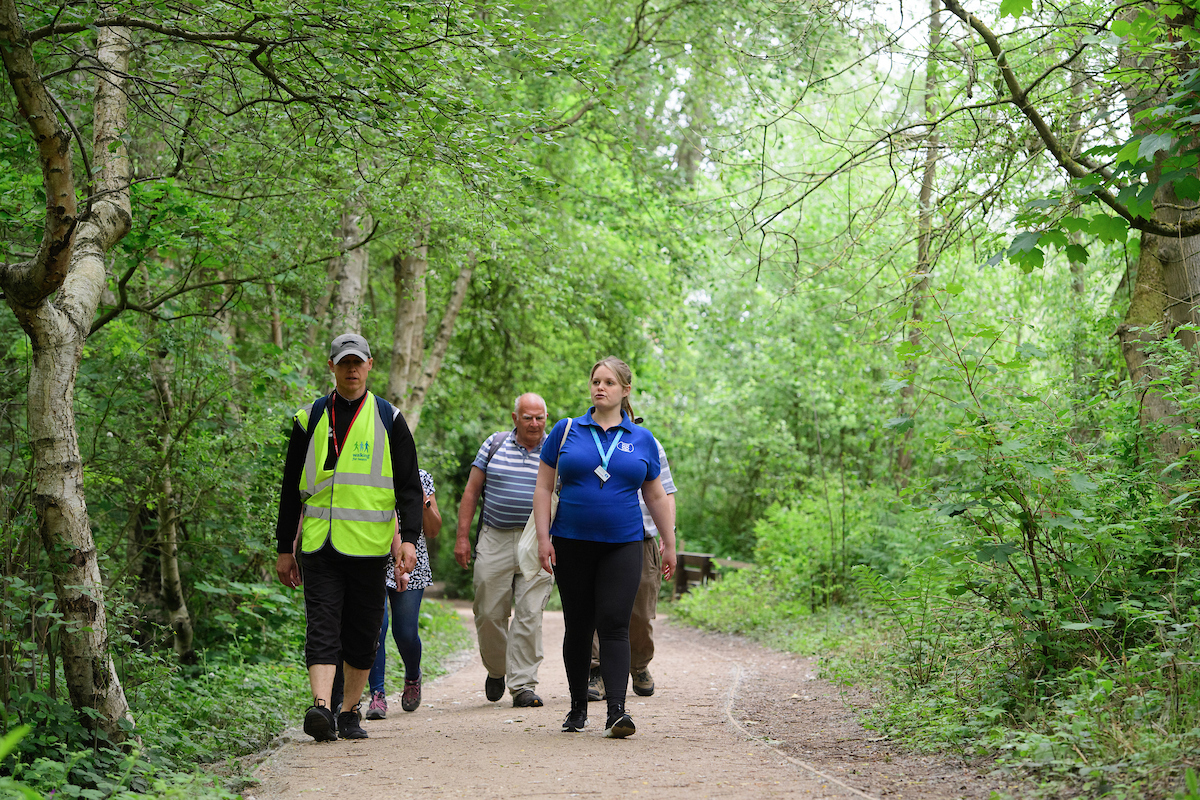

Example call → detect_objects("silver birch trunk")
328 207 371 336
0 6 134 740
267 282 284 348
148 347 195 663
387 220 431 413
897 0 941 476
404 252 475 432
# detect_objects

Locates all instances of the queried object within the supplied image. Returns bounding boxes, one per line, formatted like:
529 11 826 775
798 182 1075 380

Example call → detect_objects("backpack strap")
376 394 397 438
475 430 510 541
304 393 397 458
303 394 331 448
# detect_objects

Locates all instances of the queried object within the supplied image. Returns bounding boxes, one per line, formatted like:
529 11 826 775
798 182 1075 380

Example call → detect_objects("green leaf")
1115 139 1142 166
999 0 1034 18
1175 175 1200 201
977 543 1020 563
1065 243 1088 264
1069 474 1098 492
1039 229 1069 249
1009 231 1041 253
1089 215 1129 243
884 416 914 433
1138 132 1175 162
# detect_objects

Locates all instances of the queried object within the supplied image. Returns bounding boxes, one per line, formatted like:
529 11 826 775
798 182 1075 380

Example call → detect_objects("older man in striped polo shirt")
454 393 554 708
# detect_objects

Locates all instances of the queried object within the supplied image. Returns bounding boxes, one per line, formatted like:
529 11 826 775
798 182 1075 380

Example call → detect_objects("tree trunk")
897 0 941 476
404 252 476 432
1114 6 1200 461
266 282 284 349
388 220 431 414
387 223 475 433
329 206 372 335
147 336 195 663
0 7 135 741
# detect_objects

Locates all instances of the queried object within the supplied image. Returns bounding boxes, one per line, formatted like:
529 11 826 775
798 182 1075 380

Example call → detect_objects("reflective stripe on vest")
296 392 395 556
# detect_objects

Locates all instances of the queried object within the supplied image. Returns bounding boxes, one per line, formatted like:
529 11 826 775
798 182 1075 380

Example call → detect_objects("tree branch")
941 0 1200 238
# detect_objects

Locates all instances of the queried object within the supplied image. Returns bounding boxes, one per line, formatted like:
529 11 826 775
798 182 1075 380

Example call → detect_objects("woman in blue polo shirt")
533 356 676 738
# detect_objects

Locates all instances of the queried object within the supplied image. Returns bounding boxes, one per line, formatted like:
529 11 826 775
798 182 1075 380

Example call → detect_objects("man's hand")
454 533 472 569
276 553 301 589
399 541 417 574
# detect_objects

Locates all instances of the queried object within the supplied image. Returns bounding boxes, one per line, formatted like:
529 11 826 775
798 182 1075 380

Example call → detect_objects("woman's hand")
394 566 411 591
533 461 558 575
539 536 556 575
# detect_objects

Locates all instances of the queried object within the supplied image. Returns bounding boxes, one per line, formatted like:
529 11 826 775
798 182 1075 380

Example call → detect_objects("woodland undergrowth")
0 589 469 799
675 300 1200 800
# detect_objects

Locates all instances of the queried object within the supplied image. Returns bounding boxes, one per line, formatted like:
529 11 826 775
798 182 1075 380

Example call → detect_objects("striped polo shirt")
639 438 677 537
473 430 544 529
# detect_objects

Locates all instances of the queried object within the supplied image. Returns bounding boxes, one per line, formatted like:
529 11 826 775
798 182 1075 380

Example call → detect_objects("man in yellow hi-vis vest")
274 333 424 742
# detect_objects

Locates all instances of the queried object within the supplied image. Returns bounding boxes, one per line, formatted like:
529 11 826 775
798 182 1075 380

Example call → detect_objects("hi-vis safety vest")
296 392 395 557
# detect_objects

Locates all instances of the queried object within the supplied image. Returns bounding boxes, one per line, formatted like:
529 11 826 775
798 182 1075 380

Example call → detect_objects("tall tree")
0 4 134 740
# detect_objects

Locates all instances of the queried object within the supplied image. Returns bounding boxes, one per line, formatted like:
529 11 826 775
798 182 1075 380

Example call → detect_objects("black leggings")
553 536 643 713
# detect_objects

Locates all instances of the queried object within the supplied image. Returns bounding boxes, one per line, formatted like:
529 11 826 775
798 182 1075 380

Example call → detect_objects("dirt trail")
248 603 1019 799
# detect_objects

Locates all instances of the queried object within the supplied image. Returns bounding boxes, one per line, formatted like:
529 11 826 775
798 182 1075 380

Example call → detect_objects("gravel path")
248 602 1021 799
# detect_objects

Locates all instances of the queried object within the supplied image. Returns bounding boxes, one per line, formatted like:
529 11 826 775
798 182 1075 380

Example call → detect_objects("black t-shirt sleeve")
275 418 308 554
389 408 423 545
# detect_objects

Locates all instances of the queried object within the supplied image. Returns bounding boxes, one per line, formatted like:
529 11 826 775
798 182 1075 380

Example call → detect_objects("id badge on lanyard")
591 428 623 487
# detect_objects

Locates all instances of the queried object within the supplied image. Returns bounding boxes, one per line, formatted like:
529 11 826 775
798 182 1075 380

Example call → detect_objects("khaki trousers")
473 524 554 694
591 536 662 672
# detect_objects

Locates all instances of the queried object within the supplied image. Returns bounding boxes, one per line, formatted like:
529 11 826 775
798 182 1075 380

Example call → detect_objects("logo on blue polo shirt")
616 442 634 453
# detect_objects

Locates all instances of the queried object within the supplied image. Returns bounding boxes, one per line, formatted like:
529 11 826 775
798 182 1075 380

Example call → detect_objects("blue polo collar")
580 407 635 433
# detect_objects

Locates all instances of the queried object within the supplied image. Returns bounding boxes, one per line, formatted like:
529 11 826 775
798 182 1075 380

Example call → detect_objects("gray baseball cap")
329 333 372 364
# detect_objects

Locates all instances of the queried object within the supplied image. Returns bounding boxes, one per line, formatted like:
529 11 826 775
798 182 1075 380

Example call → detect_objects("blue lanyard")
590 427 624 472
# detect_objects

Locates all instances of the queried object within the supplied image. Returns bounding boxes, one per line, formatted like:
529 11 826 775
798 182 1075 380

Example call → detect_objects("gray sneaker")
632 668 655 697
587 666 605 701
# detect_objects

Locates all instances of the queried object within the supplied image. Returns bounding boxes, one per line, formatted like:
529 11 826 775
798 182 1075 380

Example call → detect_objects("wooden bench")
673 553 755 598
674 551 716 598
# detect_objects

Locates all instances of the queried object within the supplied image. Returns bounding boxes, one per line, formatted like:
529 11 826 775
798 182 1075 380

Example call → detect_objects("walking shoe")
632 668 655 697
337 706 368 740
587 666 605 701
401 674 422 712
604 710 636 739
303 703 338 742
562 704 587 732
485 675 505 702
366 690 387 720
512 689 543 708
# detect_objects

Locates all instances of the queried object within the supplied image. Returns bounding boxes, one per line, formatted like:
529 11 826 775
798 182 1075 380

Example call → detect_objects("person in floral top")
365 468 440 718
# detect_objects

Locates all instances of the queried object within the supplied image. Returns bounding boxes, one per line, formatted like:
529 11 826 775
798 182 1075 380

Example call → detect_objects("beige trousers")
591 536 662 672
473 524 554 693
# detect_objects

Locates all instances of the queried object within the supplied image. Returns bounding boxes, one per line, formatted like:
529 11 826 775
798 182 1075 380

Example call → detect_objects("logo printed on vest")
352 440 371 462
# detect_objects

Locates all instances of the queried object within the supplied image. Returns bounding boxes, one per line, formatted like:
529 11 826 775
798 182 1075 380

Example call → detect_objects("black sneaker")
562 705 587 732
337 706 368 740
587 666 605 701
604 711 635 739
303 704 337 742
485 675 505 702
632 668 655 697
